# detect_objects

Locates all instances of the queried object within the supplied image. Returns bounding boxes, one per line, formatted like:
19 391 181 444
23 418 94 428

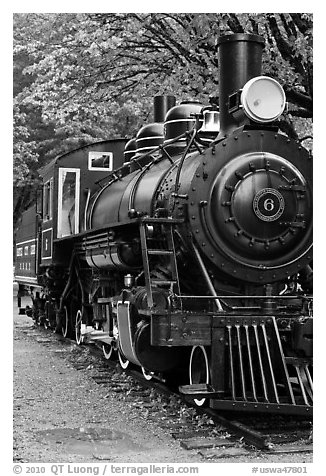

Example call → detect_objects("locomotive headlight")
241 76 286 123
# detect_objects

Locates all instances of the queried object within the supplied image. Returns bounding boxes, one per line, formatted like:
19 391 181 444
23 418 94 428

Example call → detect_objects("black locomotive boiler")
14 34 312 415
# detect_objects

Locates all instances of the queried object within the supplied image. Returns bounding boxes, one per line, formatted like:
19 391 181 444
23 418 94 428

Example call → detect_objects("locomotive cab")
36 139 127 266
14 139 127 304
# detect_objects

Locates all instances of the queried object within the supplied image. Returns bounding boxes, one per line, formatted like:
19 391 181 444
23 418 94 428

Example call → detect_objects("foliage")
13 13 313 226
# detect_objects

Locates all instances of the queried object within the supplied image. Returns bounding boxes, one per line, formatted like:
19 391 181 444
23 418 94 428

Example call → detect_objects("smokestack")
217 34 265 134
153 95 176 123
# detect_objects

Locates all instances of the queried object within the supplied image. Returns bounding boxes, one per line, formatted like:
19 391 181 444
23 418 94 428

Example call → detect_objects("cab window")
88 151 113 171
43 179 53 220
57 168 80 238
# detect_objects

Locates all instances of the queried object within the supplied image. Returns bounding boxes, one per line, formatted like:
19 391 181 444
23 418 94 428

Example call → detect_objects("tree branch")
283 86 312 112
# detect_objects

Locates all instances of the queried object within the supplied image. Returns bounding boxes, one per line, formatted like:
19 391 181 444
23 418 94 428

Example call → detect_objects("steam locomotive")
14 34 313 415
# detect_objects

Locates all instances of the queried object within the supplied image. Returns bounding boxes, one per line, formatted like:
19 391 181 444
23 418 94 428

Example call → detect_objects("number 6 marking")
264 198 275 211
253 188 285 222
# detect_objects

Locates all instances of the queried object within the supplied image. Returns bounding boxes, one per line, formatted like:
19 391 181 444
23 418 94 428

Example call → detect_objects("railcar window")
57 168 80 238
24 245 29 256
16 247 23 257
43 179 53 220
88 151 113 171
30 244 36 255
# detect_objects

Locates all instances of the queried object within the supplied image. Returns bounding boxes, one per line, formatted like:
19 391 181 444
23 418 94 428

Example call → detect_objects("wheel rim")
142 367 154 381
189 345 210 406
118 350 129 369
75 310 82 345
102 343 113 360
62 306 69 337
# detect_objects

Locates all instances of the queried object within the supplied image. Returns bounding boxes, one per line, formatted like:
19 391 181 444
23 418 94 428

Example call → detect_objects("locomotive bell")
198 109 220 139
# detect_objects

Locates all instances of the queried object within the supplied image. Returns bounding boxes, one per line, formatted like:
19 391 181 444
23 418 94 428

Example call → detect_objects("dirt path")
13 293 313 465
13 299 204 463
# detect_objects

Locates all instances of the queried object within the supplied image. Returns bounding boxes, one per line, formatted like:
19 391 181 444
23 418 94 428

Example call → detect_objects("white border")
8 8 318 475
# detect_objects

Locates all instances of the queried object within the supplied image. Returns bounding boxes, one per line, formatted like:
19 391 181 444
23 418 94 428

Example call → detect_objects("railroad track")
20 323 313 461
